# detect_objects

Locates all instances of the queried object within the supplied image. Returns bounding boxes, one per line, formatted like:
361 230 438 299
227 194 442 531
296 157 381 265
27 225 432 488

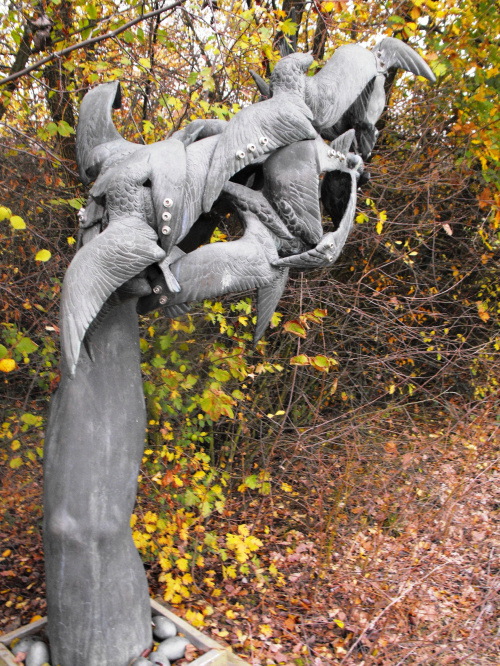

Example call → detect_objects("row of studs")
328 149 346 161
236 136 269 160
162 197 173 235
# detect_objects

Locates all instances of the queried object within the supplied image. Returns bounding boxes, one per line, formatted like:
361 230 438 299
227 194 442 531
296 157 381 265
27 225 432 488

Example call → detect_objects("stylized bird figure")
139 130 361 343
202 52 318 212
251 37 436 160
62 82 224 376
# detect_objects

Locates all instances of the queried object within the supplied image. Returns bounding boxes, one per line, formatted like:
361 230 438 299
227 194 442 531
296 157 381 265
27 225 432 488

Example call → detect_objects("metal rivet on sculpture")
42 36 436 666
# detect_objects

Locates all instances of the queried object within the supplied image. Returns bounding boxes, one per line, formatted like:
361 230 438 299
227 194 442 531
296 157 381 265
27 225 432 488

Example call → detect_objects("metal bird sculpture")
202 52 318 212
251 37 436 159
138 130 362 344
62 82 225 376
64 33 428 374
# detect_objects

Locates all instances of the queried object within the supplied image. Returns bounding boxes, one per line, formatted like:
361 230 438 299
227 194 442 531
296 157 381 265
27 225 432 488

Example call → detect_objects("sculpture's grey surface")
43 37 436 666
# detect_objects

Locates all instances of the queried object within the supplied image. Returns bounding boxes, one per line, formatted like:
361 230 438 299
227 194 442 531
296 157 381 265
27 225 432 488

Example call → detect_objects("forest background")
0 0 499 663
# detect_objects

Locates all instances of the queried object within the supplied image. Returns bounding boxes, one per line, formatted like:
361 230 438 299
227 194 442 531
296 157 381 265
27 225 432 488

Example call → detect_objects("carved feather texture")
76 81 139 185
263 140 323 248
60 220 165 376
273 170 357 270
254 269 289 345
306 45 378 131
222 181 295 242
202 96 317 213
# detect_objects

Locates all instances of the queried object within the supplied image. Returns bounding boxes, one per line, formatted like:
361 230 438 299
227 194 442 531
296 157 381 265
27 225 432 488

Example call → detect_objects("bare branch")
0 0 184 88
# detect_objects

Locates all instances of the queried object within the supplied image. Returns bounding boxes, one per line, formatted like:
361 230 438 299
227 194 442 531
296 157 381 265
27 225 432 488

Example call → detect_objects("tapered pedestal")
43 299 152 666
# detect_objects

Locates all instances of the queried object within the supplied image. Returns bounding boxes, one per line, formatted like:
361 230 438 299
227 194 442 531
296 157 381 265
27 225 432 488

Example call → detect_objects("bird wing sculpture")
202 52 318 213
76 81 142 185
250 37 436 159
62 82 231 377
261 130 357 251
138 129 362 344
60 219 165 376
306 37 436 133
273 161 358 270
163 203 289 347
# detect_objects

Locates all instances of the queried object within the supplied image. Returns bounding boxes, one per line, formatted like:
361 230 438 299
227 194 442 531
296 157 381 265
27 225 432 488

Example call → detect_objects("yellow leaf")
10 215 26 230
388 384 396 395
176 557 189 572
2 549 11 557
259 624 273 638
281 482 293 492
477 301 490 323
0 206 12 221
67 236 76 245
35 249 51 262
0 359 16 373
334 618 344 628
376 221 384 235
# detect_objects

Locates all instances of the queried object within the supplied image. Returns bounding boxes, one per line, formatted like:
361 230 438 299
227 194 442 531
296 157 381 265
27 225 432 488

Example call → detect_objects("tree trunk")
0 25 32 122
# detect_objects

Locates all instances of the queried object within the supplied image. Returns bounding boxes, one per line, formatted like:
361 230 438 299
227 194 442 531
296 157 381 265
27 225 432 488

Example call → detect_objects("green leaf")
21 413 42 426
46 122 58 137
187 71 199 86
290 354 309 366
244 474 259 489
211 368 230 382
9 457 23 469
310 355 330 372
184 489 199 506
57 121 75 137
68 198 84 210
284 320 307 338
86 3 97 19
16 337 38 355
0 344 8 359
279 18 297 35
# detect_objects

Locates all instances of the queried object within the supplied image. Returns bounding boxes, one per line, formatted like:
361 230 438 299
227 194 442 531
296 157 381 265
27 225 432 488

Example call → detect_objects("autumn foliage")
1 0 499 663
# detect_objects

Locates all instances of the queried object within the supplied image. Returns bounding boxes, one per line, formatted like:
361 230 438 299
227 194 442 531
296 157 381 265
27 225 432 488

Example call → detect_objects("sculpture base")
0 600 250 666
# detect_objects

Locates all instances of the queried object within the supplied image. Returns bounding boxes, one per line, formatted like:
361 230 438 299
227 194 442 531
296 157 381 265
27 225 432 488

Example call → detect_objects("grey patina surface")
43 37 436 666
